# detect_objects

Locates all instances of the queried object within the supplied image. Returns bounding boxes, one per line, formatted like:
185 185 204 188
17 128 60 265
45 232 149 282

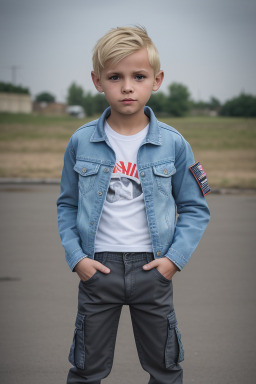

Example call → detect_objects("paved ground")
0 184 255 384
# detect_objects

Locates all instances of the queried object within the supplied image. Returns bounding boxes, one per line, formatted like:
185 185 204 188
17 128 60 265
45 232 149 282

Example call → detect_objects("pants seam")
106 307 122 370
130 308 147 366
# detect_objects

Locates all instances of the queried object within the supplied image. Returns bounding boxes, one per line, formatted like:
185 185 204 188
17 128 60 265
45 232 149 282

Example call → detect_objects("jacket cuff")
66 248 88 272
165 247 188 271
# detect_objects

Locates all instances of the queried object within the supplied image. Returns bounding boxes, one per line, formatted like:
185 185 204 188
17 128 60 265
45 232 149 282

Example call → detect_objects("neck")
106 110 149 136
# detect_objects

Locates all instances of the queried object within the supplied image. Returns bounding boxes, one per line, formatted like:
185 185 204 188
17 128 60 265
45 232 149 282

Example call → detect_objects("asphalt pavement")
0 184 255 384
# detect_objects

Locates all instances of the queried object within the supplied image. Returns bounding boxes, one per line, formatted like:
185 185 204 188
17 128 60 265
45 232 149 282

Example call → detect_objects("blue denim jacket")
57 107 210 271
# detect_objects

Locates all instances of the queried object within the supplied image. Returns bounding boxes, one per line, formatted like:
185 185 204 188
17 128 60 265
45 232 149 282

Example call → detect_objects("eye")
109 75 119 81
135 74 145 80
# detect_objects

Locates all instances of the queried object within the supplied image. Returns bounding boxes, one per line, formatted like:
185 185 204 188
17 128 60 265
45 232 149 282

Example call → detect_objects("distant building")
33 101 67 116
190 107 219 117
66 105 85 118
0 92 32 113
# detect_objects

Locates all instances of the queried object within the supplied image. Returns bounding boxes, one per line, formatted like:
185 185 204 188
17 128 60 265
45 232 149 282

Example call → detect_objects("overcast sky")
0 0 256 103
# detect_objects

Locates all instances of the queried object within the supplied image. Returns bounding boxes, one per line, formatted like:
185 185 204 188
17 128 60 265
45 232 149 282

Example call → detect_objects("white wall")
0 93 32 113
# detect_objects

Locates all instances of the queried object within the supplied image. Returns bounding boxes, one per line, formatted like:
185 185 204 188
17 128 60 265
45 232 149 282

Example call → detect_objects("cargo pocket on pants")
165 309 184 368
68 312 85 369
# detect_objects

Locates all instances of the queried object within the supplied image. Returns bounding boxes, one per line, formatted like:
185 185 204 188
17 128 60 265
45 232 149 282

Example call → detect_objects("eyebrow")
105 69 150 75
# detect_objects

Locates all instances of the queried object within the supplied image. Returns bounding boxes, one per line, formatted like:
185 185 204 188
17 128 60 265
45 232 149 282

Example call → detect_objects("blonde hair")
92 26 161 77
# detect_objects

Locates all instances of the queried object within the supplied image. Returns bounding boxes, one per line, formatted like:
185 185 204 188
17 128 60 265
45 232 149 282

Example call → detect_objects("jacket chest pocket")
153 162 176 196
74 160 100 195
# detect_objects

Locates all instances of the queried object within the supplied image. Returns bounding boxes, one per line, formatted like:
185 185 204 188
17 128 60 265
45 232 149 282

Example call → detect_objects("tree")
0 82 29 94
35 92 55 103
92 93 109 114
67 82 84 106
166 82 191 117
83 92 95 116
209 96 221 110
191 100 209 110
191 96 221 114
82 92 109 116
147 92 168 114
219 93 256 117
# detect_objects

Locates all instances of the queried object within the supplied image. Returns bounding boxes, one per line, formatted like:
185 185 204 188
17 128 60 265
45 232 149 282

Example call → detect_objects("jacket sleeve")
56 138 87 271
165 138 210 270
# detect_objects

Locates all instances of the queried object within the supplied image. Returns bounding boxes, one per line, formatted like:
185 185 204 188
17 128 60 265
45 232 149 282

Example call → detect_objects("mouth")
120 98 136 104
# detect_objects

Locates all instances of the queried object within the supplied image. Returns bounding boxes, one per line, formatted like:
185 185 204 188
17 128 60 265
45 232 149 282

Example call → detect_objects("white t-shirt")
94 121 153 253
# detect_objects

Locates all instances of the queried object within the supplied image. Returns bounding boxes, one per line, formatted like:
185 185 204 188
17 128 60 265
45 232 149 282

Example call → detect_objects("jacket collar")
90 106 162 146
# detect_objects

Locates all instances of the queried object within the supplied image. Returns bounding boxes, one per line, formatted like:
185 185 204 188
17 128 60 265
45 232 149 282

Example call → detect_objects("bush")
219 93 256 117
0 82 29 94
35 92 55 103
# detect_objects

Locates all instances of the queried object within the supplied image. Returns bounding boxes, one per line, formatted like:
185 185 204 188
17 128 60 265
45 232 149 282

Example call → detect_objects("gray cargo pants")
67 252 184 384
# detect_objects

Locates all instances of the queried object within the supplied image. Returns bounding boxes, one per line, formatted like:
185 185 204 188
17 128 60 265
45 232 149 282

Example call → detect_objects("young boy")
57 26 210 384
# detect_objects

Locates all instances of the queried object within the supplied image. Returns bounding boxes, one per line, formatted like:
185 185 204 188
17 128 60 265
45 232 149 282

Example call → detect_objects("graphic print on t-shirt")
106 160 142 203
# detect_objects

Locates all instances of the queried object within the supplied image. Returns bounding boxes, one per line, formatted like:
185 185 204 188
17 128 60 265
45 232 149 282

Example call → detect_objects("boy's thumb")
143 260 158 271
96 261 110 274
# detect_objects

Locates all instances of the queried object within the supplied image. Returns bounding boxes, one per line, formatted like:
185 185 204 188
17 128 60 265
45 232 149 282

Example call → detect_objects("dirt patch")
194 149 256 188
0 152 63 178
0 148 256 188
0 139 68 153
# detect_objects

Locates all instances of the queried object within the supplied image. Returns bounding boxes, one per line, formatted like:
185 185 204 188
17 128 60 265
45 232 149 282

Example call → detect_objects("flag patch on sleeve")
189 162 211 196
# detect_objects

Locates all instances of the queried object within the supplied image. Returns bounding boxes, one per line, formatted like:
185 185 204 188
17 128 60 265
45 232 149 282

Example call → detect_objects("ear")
91 71 104 93
152 70 164 92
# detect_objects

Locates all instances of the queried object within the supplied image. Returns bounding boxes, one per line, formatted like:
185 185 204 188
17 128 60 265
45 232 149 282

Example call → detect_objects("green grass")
0 112 86 126
1 112 256 188
0 113 255 150
160 117 256 150
0 113 95 141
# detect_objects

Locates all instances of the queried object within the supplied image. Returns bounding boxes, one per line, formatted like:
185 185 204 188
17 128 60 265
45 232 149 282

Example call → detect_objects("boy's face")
91 49 164 120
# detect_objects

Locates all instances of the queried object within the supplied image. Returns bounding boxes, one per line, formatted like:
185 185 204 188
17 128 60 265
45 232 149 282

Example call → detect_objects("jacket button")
140 172 145 177
164 169 168 175
156 251 161 257
98 191 103 196
82 167 87 173
104 168 109 173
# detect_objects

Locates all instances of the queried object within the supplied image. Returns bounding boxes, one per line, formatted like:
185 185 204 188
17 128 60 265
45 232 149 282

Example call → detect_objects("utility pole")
10 65 21 85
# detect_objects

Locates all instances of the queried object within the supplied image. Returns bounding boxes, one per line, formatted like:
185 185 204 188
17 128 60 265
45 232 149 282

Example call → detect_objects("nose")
121 78 133 93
